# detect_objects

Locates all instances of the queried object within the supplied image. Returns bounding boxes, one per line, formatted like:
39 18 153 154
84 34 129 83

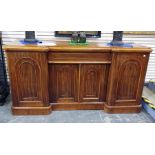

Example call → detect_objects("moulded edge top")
3 40 152 53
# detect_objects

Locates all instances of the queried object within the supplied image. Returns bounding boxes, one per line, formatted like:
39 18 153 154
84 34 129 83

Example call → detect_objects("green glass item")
71 31 79 43
79 31 86 43
70 31 87 45
69 41 89 45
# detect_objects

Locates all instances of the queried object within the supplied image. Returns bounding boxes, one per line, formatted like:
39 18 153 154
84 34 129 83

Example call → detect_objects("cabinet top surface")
3 40 152 53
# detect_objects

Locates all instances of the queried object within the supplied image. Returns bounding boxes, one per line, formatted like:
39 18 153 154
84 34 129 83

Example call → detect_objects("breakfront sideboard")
4 41 152 115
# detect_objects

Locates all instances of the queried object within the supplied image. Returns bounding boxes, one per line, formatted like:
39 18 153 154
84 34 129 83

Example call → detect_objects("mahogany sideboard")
4 41 152 115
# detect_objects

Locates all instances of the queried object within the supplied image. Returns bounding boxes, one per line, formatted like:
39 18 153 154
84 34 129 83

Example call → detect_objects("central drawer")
48 52 111 63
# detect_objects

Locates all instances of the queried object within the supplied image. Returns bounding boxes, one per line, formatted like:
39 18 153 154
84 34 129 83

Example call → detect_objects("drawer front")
48 52 111 63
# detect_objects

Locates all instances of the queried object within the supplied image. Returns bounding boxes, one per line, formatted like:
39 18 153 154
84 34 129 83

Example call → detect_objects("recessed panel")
49 64 78 103
80 64 110 102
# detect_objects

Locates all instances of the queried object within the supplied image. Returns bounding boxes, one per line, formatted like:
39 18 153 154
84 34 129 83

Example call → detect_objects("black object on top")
24 31 38 43
110 31 124 46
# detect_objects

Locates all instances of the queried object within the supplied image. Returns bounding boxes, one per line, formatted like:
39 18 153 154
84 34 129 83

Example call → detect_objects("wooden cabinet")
48 51 111 110
6 52 51 115
105 52 150 113
4 42 152 115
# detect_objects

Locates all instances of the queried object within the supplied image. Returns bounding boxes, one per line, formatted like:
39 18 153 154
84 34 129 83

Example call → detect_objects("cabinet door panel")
7 52 49 107
107 53 149 106
80 64 109 102
49 64 78 103
116 60 141 100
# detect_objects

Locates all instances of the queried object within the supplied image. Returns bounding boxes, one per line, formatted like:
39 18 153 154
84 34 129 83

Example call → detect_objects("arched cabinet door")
80 64 110 102
7 52 49 107
107 52 150 107
49 64 79 103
